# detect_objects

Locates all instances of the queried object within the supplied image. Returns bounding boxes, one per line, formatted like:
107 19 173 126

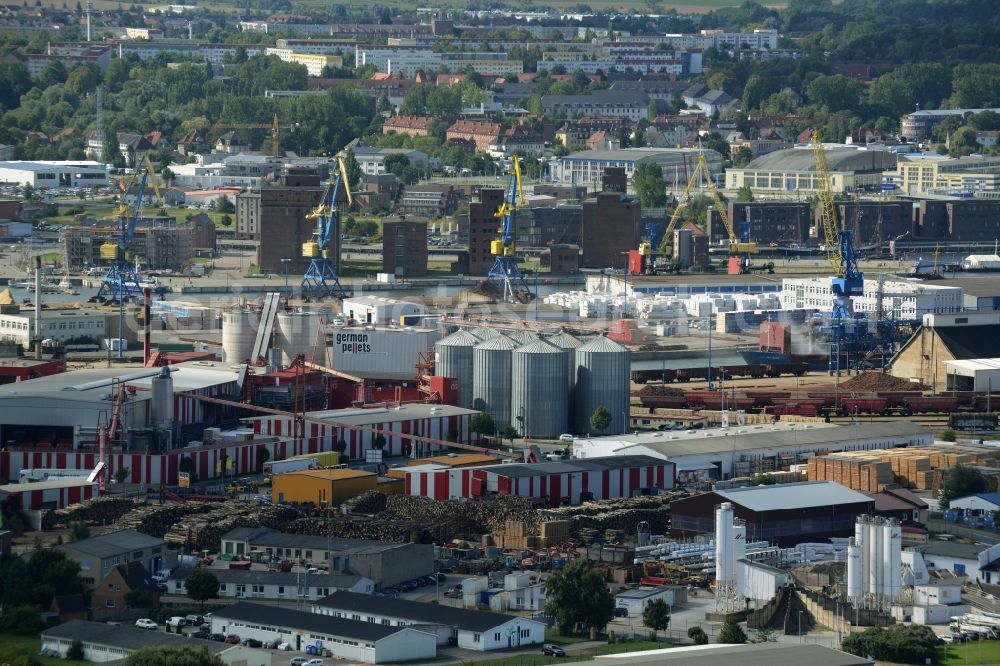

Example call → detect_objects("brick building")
398 184 460 218
458 188 505 275
91 562 160 619
580 170 641 269
914 200 1000 242
381 216 428 276
382 116 435 138
446 120 502 152
541 244 580 275
832 201 913 248
707 202 811 247
515 205 581 248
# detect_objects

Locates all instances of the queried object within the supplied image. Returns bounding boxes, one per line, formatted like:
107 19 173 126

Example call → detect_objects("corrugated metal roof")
482 455 667 479
591 642 871 665
715 481 871 512
578 336 628 353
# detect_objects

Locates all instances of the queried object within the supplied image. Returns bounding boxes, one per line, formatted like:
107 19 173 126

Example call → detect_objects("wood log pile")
42 497 140 529
540 491 687 536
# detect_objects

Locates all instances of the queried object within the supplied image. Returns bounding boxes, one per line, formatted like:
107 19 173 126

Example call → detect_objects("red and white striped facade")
250 408 472 460
0 479 98 510
405 455 675 506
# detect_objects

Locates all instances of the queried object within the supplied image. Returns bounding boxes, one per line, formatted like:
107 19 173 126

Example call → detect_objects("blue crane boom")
484 156 534 303
95 170 148 303
301 157 352 300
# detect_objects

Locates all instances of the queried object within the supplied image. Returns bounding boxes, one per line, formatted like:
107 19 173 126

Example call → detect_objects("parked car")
209 633 227 642
542 644 566 657
304 660 324 666
613 607 629 618
135 619 159 631
558 434 575 442
186 615 204 626
276 643 292 651
242 639 263 648
166 616 187 628
290 658 309 666
224 635 240 644
434 572 447 582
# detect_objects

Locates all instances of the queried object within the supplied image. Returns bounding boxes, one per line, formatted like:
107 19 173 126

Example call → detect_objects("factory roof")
925 277 1000 297
944 358 1000 372
172 567 367 588
57 529 165 559
0 478 96 494
602 421 929 458
585 643 871 665
615 585 683 599
920 540 990 561
743 147 897 173
283 468 374 481
214 602 411 641
42 620 227 652
407 454 501 467
713 481 871 512
933 326 1000 360
303 404 478 425
482 455 668 479
315 591 544 632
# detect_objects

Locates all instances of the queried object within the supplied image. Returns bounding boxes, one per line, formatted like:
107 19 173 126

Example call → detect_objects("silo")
733 522 746 598
883 519 901 602
471 327 501 340
847 537 863 602
505 329 537 346
854 517 868 591
574 336 630 436
472 335 516 430
276 311 326 367
545 331 581 394
715 503 734 593
511 339 568 438
222 309 257 363
435 329 480 408
867 518 882 599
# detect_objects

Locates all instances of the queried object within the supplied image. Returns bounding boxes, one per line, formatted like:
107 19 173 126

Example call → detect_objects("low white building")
0 307 109 349
211 601 437 663
340 296 427 325
949 493 1000 514
0 160 109 188
313 590 546 651
943 360 1000 394
909 576 970 625
739 560 792 604
41 620 229 662
168 568 374 601
488 571 546 612
614 585 687 616
780 277 964 319
920 541 1000 583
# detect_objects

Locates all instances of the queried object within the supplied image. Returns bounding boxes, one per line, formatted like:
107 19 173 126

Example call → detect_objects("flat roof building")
0 160 109 188
725 146 897 195
42 620 229 663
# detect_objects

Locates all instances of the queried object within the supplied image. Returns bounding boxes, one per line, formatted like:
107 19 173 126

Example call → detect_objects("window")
473 634 480 643
105 598 115 607
382 619 390 625
278 586 285 595
219 584 227 591
494 633 501 642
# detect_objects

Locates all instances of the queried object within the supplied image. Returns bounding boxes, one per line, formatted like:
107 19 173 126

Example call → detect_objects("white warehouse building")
0 160 110 188
780 277 964 319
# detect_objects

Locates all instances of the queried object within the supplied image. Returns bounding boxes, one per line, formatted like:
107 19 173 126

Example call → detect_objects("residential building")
725 146 898 195
275 38 355 55
730 137 793 158
555 118 633 151
0 160 108 189
681 84 737 116
91 562 160 619
884 154 1000 197
541 90 651 121
167 568 374 601
457 187 505 275
901 108 1000 141
357 173 400 210
219 527 433 586
62 224 199 272
11 42 112 76
352 148 433 176
487 132 545 158
446 120 502 152
489 571 546 612
382 116 435 138
42 620 229 663
264 48 343 76
313 591 546 651
210 601 437 663
112 39 266 62
662 29 780 51
382 216 428 276
57 529 169 586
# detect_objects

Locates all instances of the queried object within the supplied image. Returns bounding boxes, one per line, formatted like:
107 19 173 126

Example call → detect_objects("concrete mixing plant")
847 515 902 610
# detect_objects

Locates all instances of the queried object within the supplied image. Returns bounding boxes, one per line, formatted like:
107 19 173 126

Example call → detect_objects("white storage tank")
715 502 734 594
222 309 257 363
276 311 327 367
846 537 863 602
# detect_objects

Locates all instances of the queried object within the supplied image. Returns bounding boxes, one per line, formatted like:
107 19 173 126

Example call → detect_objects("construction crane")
301 158 351 300
485 156 534 303
657 153 761 274
95 166 150 304
210 113 289 158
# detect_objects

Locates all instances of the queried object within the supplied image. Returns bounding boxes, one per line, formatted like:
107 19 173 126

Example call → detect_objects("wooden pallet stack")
806 454 893 492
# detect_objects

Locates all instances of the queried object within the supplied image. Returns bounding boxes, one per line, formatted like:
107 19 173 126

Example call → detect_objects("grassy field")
0 633 88 666
939 640 1000 665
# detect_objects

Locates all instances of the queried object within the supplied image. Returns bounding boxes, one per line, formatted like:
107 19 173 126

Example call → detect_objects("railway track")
828 413 950 430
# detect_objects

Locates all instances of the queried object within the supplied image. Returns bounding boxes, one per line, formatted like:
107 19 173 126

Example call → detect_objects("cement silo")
435 329 480 408
222 309 257 363
472 335 516 430
574 336 630 435
847 537 863 603
715 502 734 601
276 311 326 366
511 338 568 438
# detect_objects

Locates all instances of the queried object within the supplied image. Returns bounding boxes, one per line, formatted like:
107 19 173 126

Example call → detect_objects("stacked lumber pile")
42 497 139 529
806 454 893 492
810 444 1000 491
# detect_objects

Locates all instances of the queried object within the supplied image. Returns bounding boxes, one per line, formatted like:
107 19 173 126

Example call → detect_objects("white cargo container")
330 325 441 377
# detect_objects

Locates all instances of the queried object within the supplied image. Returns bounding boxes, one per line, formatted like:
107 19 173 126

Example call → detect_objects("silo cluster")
434 328 631 439
847 515 902 608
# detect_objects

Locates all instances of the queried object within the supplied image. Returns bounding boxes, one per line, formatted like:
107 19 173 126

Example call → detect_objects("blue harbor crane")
94 167 150 304
485 156 534 303
301 157 352 300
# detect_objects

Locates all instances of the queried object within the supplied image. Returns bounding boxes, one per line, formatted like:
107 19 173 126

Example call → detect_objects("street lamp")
798 610 803 643
282 258 291 290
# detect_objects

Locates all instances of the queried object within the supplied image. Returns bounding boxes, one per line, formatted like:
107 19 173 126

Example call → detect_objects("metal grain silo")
544 331 581 394
471 327 501 340
472 334 516 430
222 308 256 363
435 329 480 408
574 336 630 435
505 329 537 346
511 339 568 439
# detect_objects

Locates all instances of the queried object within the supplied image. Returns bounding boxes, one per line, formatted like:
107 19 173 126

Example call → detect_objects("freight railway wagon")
631 362 809 384
637 389 1000 416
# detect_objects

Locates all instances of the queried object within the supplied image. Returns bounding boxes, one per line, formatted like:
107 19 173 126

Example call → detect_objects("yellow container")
302 242 319 258
490 239 503 255
271 469 376 506
99 243 118 260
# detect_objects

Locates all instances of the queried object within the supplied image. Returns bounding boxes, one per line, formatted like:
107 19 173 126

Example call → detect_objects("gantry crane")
210 113 288 157
95 164 153 303
301 157 351 300
485 156 533 302
657 153 761 274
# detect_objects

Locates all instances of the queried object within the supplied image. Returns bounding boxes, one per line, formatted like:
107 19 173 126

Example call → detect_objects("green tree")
373 434 387 450
736 185 755 203
122 646 225 666
220 214 232 227
633 162 667 208
65 64 98 96
343 148 363 189
647 99 658 121
718 618 747 644
940 464 990 508
544 559 614 636
68 521 90 542
688 626 708 645
970 110 1000 132
948 127 981 157
212 195 234 214
470 412 497 439
124 588 155 608
805 74 865 113
642 598 670 640
501 425 519 445
589 406 612 433
184 569 219 610
335 438 348 458
752 626 777 643
0 605 45 635
115 467 130 485
940 429 957 442
0 642 42 666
